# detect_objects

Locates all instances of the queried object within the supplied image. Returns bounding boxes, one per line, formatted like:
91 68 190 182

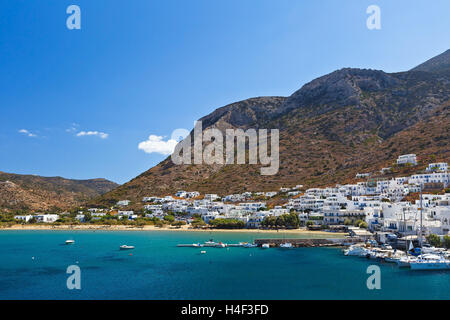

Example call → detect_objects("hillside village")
8 154 450 244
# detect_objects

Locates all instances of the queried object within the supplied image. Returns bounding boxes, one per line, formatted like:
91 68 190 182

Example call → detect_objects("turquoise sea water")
0 230 449 300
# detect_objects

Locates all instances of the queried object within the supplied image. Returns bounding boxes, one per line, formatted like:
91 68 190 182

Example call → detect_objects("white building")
204 194 219 201
396 154 417 166
116 200 131 207
14 215 33 222
426 162 448 172
409 172 449 187
35 214 59 223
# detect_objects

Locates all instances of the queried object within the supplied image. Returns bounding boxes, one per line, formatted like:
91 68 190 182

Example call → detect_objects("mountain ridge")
92 49 450 206
0 171 119 212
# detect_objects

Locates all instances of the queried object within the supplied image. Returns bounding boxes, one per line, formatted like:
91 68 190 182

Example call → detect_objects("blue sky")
1 0 449 184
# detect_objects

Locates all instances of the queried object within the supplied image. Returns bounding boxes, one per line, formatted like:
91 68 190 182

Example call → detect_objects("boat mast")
403 208 407 256
419 183 423 247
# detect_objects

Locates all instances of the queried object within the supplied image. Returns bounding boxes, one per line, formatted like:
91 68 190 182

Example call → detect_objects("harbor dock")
254 238 361 247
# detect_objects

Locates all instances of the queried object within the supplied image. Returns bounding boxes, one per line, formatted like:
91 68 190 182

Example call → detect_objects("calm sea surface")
0 230 449 300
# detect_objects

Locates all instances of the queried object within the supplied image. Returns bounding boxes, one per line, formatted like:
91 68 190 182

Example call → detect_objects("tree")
209 218 245 229
358 221 368 229
343 218 352 226
443 235 450 249
84 212 92 222
354 219 364 227
172 220 186 228
163 215 175 223
191 218 206 228
426 234 442 247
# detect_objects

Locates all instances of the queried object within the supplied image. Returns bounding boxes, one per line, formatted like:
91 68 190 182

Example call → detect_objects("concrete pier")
254 238 361 247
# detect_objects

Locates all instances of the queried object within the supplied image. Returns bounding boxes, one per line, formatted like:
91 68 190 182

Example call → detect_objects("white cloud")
18 129 37 137
66 123 79 133
138 135 179 155
76 131 109 139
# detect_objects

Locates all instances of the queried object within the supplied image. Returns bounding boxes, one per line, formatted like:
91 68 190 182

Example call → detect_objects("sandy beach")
0 224 347 236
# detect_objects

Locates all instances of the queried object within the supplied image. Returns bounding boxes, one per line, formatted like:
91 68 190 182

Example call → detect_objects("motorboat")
344 245 370 257
65 240 75 245
383 251 406 263
119 245 135 250
261 243 270 249
243 243 257 248
279 242 293 249
367 248 389 260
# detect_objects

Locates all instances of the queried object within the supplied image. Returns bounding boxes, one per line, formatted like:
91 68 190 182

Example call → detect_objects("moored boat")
397 256 418 268
215 242 227 248
120 245 135 250
65 240 75 245
204 239 218 247
279 242 293 249
344 245 370 257
409 254 450 270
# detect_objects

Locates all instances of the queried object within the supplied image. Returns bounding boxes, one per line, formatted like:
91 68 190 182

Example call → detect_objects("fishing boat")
261 243 270 249
65 240 75 245
119 245 135 250
279 242 293 249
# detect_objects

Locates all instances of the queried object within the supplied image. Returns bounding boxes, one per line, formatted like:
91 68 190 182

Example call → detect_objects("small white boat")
279 242 293 248
204 239 218 247
383 251 405 263
120 245 135 250
344 245 370 257
65 240 75 245
243 243 257 248
200 250 206 254
261 243 270 249
215 242 227 248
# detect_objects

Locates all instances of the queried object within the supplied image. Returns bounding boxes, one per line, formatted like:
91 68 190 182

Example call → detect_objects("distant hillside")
93 49 450 206
0 172 119 212
411 49 450 73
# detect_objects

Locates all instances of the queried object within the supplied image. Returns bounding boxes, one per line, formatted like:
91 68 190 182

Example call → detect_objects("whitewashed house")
14 215 33 222
35 214 59 223
116 200 131 207
426 162 448 172
396 154 417 166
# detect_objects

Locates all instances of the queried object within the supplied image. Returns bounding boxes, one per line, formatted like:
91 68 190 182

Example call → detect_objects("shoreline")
0 224 348 236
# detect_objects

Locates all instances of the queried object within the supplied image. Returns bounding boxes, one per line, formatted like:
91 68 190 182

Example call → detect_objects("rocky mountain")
411 49 450 73
94 49 450 206
0 172 118 212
